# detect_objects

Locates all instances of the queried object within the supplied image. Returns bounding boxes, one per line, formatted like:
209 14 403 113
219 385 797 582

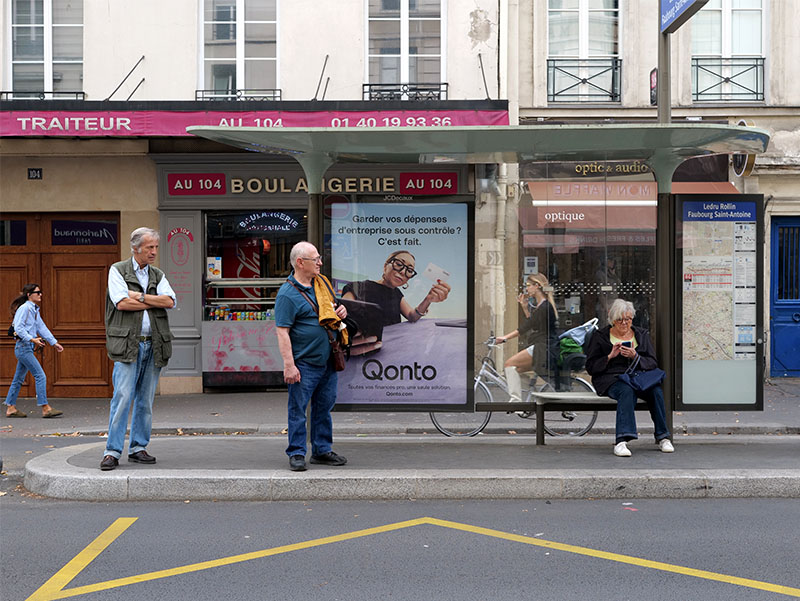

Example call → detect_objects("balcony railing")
692 57 764 102
362 82 448 101
0 91 85 101
547 58 621 103
195 89 282 101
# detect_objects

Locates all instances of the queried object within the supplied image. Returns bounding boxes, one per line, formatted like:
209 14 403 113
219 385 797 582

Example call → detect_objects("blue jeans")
4 341 48 407
104 341 161 459
607 380 671 444
286 360 338 457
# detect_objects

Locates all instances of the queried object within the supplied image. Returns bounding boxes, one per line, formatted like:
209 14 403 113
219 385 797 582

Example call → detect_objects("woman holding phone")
495 273 559 402
584 298 673 457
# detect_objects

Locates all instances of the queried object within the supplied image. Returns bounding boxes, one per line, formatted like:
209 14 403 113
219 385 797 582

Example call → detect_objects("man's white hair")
130 227 159 253
289 241 316 267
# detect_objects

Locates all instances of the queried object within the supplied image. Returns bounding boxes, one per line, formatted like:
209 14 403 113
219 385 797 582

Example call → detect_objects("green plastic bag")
558 337 584 366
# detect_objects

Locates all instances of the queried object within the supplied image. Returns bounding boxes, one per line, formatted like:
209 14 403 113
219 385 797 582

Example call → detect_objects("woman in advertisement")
496 273 559 402
342 250 451 355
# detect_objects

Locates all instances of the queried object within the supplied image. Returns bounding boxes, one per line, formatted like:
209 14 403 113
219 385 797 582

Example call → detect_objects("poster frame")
324 193 475 413
675 193 764 411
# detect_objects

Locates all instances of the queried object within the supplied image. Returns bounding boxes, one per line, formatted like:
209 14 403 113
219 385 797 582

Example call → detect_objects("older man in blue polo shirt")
275 241 348 472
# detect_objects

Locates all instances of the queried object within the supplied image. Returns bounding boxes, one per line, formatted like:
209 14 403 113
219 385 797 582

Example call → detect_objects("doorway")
1 213 120 398
770 216 800 377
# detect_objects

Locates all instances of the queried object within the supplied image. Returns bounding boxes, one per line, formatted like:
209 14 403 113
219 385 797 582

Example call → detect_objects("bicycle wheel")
429 380 492 437
540 376 598 437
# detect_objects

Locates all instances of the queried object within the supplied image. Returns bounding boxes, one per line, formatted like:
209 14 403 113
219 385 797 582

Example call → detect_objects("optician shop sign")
1 109 508 137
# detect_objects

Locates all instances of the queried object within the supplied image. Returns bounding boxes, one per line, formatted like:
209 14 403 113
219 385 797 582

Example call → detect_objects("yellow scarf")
313 274 349 345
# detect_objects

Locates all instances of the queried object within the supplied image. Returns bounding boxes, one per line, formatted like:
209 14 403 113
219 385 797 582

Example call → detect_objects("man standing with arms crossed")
275 241 348 472
101 227 176 471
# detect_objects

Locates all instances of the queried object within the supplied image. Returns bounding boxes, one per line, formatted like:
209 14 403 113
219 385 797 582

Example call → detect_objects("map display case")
677 194 764 409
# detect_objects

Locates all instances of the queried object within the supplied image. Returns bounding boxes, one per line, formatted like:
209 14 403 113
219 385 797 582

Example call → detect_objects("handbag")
617 354 666 393
288 279 348 372
327 330 347 372
558 317 598 346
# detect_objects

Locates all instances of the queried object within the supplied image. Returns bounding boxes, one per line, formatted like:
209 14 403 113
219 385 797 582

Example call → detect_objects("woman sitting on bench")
496 273 559 401
585 298 674 457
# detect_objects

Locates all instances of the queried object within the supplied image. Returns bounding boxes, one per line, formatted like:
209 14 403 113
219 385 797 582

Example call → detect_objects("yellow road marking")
26 518 137 601
27 516 800 600
26 517 429 601
426 518 800 598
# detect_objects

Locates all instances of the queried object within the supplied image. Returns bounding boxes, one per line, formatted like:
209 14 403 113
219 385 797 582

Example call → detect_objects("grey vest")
105 260 173 367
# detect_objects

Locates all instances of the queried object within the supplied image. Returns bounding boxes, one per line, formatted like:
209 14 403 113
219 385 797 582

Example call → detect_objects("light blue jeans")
104 341 161 459
4 340 48 407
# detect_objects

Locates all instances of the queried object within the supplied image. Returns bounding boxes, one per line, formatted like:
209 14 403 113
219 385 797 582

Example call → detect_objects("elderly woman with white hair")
585 298 674 457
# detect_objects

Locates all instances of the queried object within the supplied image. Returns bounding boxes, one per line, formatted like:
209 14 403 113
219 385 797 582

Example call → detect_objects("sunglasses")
31 290 43 295
387 258 417 278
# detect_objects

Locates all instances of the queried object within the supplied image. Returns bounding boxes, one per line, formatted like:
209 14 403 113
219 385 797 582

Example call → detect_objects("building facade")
1 0 797 401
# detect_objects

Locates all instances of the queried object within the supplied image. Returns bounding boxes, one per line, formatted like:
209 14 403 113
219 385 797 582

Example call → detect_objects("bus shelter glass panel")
483 160 657 401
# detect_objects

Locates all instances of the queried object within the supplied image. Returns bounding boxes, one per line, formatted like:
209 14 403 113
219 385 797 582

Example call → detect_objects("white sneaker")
659 438 675 453
613 441 632 457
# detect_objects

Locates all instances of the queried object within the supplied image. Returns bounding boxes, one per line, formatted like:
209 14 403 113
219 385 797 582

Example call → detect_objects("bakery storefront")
155 159 473 391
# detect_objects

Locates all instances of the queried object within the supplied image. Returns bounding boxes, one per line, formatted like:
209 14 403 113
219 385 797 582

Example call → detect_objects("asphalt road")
2 493 798 601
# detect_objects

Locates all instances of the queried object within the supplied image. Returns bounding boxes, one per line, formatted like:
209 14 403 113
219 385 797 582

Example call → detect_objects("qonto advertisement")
331 202 469 409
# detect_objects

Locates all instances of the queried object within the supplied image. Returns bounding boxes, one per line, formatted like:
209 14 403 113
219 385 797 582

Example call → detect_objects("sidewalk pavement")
3 378 799 501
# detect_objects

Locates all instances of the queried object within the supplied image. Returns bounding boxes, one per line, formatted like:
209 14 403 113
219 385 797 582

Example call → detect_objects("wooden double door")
1 213 119 398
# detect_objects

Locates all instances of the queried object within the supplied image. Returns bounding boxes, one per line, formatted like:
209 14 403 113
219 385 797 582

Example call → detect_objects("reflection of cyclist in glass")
496 273 559 401
342 250 451 354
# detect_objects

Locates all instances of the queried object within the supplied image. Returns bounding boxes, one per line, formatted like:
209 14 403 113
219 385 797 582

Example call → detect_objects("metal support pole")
657 32 671 124
651 155 681 436
655 191 676 434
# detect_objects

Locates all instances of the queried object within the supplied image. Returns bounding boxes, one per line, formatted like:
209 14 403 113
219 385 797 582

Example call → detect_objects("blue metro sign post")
661 0 710 34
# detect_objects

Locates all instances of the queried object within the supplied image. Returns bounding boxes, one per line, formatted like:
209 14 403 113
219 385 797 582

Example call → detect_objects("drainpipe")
495 0 509 341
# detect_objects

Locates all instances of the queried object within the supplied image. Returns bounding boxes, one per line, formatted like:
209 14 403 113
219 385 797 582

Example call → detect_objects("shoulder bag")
617 353 666 393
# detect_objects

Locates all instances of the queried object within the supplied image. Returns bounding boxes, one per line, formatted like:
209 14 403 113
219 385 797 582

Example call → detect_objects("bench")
532 391 649 445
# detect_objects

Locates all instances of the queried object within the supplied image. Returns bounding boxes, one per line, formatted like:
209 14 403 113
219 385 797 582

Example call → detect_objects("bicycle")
429 336 598 437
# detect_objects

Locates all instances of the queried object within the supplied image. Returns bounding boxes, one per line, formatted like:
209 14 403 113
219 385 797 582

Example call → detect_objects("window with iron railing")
202 0 278 100
367 0 444 98
691 0 764 103
547 0 619 104
547 58 621 103
8 0 84 99
692 57 764 102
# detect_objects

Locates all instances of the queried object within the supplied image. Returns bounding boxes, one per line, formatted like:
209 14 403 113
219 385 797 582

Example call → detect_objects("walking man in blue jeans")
275 241 348 472
101 227 175 471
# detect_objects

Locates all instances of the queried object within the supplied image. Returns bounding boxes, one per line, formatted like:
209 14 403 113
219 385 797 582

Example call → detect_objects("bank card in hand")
422 262 450 283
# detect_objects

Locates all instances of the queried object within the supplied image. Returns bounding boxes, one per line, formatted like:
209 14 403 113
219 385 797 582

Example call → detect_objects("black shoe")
289 455 307 471
128 450 156 464
309 451 347 466
100 455 118 471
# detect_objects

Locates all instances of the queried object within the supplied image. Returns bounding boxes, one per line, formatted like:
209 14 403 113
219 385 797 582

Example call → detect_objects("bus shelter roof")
187 123 770 194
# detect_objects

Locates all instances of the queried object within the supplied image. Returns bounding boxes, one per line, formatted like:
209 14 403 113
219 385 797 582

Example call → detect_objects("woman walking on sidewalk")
4 283 63 418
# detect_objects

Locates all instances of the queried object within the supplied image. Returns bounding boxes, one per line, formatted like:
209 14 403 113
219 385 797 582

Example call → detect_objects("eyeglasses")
31 290 42 295
615 317 633 323
300 256 323 264
387 257 417 278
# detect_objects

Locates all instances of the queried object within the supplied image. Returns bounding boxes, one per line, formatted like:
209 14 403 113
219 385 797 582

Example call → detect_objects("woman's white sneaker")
613 441 632 457
659 439 675 453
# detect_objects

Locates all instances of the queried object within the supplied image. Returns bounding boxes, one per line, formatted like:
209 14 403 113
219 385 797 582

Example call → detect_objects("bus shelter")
187 124 770 427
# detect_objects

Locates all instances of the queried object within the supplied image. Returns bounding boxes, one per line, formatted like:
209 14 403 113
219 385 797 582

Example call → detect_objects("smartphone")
621 341 632 348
